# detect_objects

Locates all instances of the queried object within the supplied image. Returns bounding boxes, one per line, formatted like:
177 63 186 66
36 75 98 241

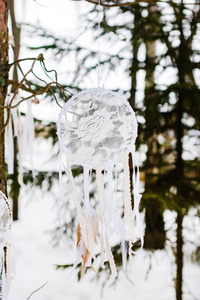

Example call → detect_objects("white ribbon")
131 151 144 254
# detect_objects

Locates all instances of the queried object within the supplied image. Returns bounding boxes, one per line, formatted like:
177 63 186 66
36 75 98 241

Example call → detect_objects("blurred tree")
154 2 200 299
143 3 166 250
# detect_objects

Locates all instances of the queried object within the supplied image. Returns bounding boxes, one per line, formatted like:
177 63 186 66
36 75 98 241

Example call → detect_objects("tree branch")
83 0 200 8
0 54 70 135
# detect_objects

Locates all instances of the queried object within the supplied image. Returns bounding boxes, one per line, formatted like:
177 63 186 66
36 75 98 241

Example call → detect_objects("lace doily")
57 88 143 277
57 88 137 168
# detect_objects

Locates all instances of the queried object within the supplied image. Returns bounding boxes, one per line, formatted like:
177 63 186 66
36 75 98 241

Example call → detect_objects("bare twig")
0 53 70 135
83 0 200 7
0 57 43 71
26 281 48 300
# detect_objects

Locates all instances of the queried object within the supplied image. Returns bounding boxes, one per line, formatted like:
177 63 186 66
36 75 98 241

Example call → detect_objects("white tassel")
121 240 127 271
67 157 96 255
96 166 106 268
11 97 23 185
67 158 88 246
121 154 137 244
96 166 118 276
7 117 14 175
105 234 117 277
114 213 127 270
131 151 144 253
106 168 114 237
57 154 72 245
83 167 93 217
11 94 23 185
22 100 35 178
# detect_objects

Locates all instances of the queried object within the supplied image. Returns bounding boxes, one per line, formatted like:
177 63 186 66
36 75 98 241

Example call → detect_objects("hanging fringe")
61 156 143 277
131 150 144 253
96 166 106 269
12 100 24 185
11 95 23 185
105 234 117 277
96 166 118 277
22 100 35 178
67 157 88 248
121 155 137 245
57 154 72 245
67 158 99 273
83 167 93 216
106 168 114 237
121 240 127 271
131 151 144 253
5 94 35 184
58 155 143 277
7 117 14 175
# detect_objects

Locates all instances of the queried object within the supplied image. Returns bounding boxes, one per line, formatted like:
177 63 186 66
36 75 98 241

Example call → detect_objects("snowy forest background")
0 0 200 299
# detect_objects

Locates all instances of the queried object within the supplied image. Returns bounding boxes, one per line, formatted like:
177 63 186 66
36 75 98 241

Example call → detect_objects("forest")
0 0 200 299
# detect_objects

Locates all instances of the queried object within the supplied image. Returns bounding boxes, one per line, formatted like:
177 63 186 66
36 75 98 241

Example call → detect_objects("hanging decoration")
57 88 143 277
5 94 35 184
0 191 12 300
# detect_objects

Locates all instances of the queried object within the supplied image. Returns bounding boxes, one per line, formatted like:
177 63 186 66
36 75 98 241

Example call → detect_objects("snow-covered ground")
6 1 200 299
7 191 200 300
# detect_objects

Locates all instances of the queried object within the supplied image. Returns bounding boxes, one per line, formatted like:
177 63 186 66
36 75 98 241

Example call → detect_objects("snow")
7 191 200 300
6 1 200 299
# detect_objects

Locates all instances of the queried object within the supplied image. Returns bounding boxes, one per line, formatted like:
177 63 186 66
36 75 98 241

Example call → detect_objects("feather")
76 222 98 277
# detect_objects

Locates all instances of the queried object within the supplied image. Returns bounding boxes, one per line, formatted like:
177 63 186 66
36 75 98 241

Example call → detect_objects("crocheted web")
58 88 137 168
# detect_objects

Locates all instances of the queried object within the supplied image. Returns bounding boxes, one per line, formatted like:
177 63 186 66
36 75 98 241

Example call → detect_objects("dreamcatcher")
57 88 143 277
0 191 12 299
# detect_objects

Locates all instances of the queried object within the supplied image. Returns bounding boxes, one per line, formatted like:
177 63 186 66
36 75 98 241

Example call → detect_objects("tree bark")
10 136 20 220
144 3 166 250
128 5 141 219
175 3 185 299
0 0 9 195
176 211 183 300
128 12 140 109
8 0 21 220
8 0 20 91
0 1 9 296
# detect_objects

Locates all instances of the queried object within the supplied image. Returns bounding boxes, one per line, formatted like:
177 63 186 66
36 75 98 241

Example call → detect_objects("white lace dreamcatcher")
0 191 12 300
57 88 143 277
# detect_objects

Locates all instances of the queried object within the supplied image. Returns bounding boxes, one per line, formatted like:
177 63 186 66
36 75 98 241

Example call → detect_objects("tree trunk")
8 0 21 220
0 1 9 296
144 3 166 250
10 136 20 220
9 0 20 90
128 6 140 109
175 3 185 298
0 0 9 195
176 211 183 300
128 5 141 219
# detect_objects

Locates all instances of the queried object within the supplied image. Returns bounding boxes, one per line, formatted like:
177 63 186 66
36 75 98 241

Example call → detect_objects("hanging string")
97 0 101 88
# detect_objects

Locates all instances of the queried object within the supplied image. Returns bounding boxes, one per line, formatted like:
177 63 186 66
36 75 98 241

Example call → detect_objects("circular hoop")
57 88 138 168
